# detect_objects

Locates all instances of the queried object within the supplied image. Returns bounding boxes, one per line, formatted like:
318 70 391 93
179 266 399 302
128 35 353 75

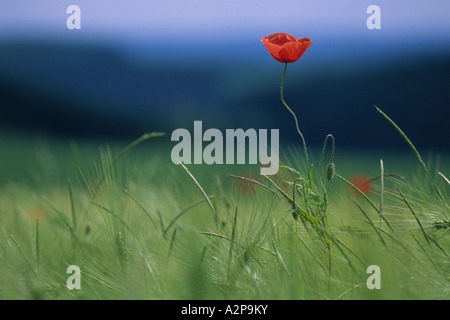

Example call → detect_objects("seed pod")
327 162 335 181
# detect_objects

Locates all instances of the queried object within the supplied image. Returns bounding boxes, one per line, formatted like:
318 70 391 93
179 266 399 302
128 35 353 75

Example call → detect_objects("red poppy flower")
348 175 373 196
261 33 313 63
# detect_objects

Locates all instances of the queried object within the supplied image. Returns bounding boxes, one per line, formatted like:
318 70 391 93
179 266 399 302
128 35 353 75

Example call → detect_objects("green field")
0 131 449 300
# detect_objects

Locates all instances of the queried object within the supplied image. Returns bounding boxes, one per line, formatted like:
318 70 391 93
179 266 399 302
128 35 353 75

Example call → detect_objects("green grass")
0 132 449 300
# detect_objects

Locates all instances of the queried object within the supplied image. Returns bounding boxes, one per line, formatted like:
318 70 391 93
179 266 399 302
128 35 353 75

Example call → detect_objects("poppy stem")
280 62 310 174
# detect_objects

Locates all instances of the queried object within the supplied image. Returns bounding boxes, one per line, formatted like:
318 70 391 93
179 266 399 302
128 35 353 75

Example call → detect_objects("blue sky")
1 1 449 64
1 1 449 39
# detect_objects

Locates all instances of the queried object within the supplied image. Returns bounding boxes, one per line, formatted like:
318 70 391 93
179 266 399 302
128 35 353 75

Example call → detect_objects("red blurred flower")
261 33 313 63
348 175 373 196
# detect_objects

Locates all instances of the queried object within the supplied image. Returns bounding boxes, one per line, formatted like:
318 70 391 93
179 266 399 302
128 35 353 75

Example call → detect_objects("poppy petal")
261 33 312 63
261 40 286 62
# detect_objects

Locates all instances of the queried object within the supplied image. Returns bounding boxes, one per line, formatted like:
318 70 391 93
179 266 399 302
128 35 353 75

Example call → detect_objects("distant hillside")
0 41 449 151
236 55 450 151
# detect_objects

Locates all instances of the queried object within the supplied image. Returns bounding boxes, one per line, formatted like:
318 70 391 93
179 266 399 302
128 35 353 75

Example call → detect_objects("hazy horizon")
1 0 449 65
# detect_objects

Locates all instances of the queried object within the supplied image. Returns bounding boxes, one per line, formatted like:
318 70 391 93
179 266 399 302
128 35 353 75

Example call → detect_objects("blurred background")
0 0 449 154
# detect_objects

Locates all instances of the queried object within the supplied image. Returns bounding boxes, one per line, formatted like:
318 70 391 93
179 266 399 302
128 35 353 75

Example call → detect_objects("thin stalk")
327 243 332 279
227 208 238 287
365 173 408 184
379 159 384 240
281 62 310 174
68 179 76 231
35 220 40 269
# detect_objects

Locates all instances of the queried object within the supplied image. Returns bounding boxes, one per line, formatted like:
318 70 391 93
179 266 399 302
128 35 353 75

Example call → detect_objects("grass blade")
169 228 177 254
438 171 450 185
353 201 386 246
180 163 224 232
375 106 427 171
336 173 395 233
228 174 281 199
91 202 137 239
124 189 158 230
164 196 214 236
398 189 449 259
397 188 430 247
10 234 36 274
199 232 275 256
95 132 165 193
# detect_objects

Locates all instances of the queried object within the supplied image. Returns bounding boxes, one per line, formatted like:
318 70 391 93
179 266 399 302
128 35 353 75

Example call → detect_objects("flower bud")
327 163 335 181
